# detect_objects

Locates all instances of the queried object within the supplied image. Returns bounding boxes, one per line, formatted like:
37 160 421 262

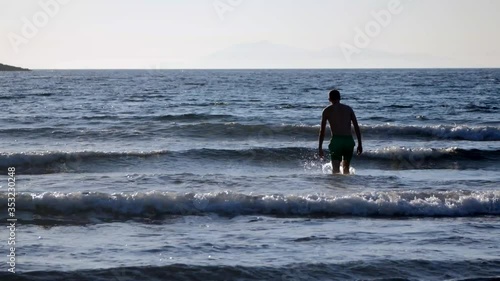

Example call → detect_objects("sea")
0 69 499 281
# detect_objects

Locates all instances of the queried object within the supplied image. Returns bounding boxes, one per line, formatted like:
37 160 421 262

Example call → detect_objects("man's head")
329 90 341 103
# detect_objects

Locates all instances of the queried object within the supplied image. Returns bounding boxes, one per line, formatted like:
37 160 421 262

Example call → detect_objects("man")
318 90 362 174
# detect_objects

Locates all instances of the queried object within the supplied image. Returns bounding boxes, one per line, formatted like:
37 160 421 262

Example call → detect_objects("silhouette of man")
318 90 362 174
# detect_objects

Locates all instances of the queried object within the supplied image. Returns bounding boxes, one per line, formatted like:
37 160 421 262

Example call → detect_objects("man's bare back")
318 90 362 174
323 103 355 136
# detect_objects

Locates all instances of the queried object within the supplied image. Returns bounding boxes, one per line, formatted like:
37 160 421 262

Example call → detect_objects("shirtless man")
318 90 362 174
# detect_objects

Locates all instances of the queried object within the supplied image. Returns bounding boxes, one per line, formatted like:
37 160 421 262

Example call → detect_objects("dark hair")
329 90 341 101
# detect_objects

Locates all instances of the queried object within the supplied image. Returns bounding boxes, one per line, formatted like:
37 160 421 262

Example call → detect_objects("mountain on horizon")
0 63 30 71
199 41 463 69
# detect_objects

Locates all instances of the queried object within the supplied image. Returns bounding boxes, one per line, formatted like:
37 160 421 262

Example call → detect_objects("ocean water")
0 69 499 281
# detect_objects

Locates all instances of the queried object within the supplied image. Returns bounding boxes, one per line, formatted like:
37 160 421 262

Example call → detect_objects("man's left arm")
318 110 327 158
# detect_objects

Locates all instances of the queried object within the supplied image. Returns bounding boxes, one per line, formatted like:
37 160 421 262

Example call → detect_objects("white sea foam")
363 146 458 159
4 190 499 218
321 162 356 175
362 124 500 141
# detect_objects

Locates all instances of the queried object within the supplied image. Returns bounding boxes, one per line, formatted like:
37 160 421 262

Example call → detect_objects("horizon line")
23 67 500 71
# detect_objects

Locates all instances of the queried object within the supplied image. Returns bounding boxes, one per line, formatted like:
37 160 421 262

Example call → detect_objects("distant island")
0 63 30 71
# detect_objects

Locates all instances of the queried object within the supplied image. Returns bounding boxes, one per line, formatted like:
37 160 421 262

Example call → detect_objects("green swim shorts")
328 135 355 163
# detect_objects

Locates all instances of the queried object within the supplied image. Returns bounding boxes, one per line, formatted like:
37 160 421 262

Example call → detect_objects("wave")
151 113 235 122
0 150 170 173
3 190 499 220
1 147 498 174
175 123 318 139
385 104 414 109
352 147 500 170
362 124 500 141
0 123 312 140
0 148 309 173
364 147 500 161
302 86 323 92
61 113 236 122
1 123 498 141
465 103 499 113
164 123 500 141
4 260 500 281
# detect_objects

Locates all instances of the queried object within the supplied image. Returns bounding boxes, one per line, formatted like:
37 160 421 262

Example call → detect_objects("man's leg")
342 161 350 175
332 160 341 174
340 136 356 175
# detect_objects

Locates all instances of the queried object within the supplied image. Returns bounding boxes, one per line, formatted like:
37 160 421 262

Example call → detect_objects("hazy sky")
1 0 499 69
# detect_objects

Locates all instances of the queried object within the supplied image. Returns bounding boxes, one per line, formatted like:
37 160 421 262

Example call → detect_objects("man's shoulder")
340 103 354 111
322 105 335 114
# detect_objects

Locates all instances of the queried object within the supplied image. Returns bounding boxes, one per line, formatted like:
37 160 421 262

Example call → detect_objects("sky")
1 0 499 69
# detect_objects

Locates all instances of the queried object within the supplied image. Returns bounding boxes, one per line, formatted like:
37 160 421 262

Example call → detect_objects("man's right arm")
351 110 363 155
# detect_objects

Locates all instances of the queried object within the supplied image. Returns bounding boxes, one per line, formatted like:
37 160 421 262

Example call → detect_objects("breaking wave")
3 190 499 221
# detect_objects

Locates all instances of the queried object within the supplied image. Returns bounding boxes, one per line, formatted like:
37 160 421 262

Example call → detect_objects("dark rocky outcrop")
0 63 30 71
